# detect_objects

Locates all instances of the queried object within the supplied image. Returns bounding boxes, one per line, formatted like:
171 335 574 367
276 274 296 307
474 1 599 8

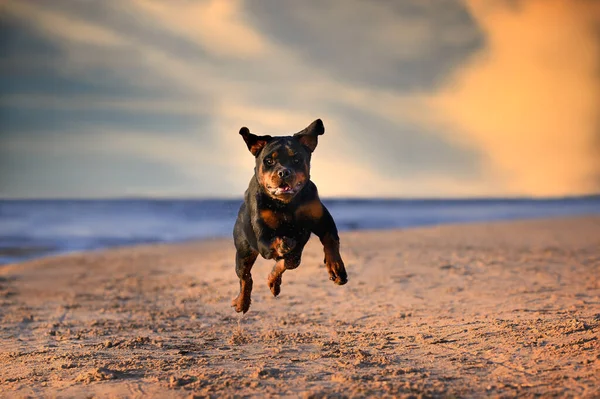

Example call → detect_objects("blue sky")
1 0 599 198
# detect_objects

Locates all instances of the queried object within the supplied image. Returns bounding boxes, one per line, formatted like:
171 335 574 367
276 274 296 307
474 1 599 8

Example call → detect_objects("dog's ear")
293 119 324 153
239 127 272 157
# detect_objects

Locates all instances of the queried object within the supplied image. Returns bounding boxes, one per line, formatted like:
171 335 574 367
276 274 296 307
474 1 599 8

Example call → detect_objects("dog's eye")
265 158 275 166
293 157 301 164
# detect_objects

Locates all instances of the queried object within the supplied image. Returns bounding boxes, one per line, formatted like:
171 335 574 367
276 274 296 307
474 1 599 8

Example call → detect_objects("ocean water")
1 197 599 265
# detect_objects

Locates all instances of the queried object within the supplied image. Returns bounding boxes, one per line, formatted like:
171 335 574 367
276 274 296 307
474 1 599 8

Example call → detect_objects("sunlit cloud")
131 0 268 58
1 0 598 198
425 0 600 196
1 1 125 47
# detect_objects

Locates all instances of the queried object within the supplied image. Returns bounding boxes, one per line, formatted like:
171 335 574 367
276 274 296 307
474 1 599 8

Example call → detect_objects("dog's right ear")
239 127 272 157
293 119 324 153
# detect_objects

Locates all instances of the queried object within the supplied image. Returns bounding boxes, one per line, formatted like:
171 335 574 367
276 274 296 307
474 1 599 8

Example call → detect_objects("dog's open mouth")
268 181 303 197
278 182 292 193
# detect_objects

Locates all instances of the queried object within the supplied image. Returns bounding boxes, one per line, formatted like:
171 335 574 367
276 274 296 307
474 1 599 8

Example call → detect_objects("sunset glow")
1 0 598 198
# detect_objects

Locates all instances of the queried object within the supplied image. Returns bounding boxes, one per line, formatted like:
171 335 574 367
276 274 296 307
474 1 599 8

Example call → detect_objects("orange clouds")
3 0 599 198
131 0 268 58
428 0 600 196
1 1 124 46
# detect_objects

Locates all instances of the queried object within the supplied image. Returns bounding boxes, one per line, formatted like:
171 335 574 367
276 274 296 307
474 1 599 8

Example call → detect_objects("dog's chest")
259 207 312 231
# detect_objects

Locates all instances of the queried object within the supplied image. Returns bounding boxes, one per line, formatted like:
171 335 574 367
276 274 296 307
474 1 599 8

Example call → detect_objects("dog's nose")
278 169 291 178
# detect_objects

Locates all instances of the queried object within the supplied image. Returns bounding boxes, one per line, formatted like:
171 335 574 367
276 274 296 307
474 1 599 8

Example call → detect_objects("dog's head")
239 119 324 202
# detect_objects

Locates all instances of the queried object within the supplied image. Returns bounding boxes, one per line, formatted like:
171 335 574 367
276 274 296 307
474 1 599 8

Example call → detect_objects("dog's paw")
267 273 282 297
281 236 296 254
273 236 296 257
327 262 348 285
231 293 251 313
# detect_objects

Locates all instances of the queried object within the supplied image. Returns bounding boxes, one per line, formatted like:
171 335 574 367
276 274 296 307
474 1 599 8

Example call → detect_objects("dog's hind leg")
267 253 301 297
232 248 258 313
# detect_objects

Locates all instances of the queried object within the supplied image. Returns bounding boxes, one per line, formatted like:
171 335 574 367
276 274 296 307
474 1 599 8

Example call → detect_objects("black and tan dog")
232 119 348 313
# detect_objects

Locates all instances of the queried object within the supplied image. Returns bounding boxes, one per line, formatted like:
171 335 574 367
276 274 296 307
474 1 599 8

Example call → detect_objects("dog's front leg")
311 205 348 285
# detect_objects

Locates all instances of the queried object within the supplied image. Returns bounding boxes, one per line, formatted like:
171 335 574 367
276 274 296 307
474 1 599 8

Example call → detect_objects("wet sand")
1 216 599 398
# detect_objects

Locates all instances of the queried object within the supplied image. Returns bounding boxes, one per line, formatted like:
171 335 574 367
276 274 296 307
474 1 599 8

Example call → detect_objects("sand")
0 216 599 398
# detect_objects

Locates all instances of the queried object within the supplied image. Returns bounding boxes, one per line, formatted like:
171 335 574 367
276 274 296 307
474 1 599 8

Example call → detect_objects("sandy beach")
0 216 598 398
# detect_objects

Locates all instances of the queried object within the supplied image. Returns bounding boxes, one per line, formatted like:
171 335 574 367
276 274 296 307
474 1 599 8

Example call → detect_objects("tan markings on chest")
260 209 292 229
295 200 323 221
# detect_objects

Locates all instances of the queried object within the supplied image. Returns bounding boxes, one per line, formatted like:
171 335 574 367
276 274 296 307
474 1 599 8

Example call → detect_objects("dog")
231 119 348 313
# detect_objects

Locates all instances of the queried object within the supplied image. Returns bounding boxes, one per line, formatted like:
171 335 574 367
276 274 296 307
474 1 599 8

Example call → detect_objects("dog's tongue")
279 183 292 192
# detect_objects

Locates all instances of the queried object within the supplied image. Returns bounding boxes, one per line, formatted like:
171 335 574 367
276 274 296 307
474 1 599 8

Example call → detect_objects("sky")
1 0 599 199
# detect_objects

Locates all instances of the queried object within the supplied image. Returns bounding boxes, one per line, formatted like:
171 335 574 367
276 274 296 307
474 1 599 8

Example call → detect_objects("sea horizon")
2 193 599 201
1 195 599 265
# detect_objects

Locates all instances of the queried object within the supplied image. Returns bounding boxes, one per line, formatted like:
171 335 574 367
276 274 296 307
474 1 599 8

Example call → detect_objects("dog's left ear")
293 119 324 153
239 127 272 157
